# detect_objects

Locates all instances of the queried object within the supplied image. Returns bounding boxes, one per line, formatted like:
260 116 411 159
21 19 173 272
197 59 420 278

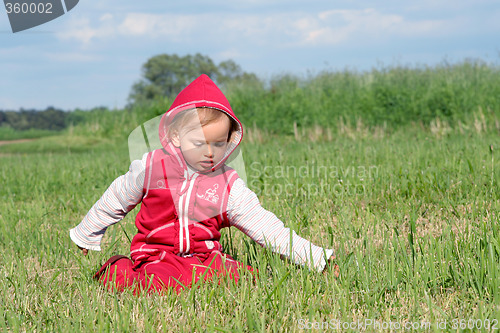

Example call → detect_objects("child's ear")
171 132 181 147
227 131 235 143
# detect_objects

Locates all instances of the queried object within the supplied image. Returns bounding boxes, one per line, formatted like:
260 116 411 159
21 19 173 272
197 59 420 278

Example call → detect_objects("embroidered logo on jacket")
197 184 219 204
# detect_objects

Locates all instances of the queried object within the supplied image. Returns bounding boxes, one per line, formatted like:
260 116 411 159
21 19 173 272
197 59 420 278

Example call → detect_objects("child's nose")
206 144 213 157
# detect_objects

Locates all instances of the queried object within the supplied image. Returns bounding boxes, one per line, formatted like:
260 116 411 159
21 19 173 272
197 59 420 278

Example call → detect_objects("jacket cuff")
69 228 102 251
317 248 335 272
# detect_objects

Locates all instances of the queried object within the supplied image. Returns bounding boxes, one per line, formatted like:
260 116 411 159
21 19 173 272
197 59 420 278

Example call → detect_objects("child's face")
172 116 230 171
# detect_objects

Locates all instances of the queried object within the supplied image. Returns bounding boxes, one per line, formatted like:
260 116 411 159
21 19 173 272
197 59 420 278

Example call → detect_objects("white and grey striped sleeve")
227 178 334 272
69 153 148 251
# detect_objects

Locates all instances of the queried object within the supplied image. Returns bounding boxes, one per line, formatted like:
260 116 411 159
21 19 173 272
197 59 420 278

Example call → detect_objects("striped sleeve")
227 178 334 272
69 153 148 251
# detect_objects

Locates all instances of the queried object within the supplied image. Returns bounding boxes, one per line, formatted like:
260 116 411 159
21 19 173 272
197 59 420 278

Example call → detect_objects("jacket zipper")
178 172 198 255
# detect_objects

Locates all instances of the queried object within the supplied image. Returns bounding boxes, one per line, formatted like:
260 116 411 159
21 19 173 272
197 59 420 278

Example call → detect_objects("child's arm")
227 178 334 272
69 153 147 252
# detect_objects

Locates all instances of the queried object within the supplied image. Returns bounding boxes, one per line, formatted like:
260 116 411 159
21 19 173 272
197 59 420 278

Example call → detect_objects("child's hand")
77 246 88 256
325 256 340 278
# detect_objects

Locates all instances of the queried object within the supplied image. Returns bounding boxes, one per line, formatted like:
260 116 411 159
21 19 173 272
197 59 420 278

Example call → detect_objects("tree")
0 107 67 131
128 53 258 105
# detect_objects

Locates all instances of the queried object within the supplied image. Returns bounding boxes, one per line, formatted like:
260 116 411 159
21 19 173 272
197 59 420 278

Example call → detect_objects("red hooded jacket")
129 75 243 261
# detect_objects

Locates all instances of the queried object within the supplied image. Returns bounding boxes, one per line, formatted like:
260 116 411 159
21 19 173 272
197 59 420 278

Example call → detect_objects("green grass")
5 59 498 142
0 58 499 331
226 59 500 133
0 123 498 331
0 127 62 141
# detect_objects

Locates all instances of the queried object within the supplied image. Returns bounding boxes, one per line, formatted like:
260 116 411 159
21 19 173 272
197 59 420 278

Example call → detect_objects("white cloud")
100 13 113 22
117 13 195 40
300 9 452 46
44 52 101 62
56 14 118 45
56 17 100 45
213 49 244 62
54 9 464 50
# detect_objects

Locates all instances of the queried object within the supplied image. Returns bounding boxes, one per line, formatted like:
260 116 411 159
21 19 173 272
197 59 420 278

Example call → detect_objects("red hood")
158 74 243 171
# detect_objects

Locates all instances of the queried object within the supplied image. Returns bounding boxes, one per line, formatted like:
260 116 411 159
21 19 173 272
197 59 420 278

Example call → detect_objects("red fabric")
96 74 250 294
130 146 239 261
94 252 254 294
158 74 243 159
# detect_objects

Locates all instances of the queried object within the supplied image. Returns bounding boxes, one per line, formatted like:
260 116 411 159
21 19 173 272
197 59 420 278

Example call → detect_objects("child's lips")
200 160 214 167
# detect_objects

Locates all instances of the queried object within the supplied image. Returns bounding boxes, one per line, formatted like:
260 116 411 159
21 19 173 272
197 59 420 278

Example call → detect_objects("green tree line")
128 53 258 105
0 107 67 131
2 55 499 136
225 59 500 133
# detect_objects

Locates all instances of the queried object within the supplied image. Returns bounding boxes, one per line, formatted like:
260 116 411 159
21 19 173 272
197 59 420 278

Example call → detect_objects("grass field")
0 127 62 141
0 118 498 331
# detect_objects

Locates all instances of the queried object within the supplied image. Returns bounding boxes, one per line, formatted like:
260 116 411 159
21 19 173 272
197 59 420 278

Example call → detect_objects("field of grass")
0 116 498 331
3 59 498 143
0 59 499 331
226 60 500 133
0 127 62 141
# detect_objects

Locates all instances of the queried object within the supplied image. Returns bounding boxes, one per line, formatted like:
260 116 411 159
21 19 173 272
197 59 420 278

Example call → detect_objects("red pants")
94 251 253 294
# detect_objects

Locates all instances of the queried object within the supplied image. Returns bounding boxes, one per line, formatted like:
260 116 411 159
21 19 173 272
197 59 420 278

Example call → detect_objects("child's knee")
95 255 135 291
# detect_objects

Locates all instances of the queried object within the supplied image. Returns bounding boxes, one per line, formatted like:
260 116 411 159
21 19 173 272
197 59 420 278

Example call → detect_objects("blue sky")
1 0 499 110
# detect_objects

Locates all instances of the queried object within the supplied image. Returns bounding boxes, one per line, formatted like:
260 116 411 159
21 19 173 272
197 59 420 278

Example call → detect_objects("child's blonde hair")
167 107 238 142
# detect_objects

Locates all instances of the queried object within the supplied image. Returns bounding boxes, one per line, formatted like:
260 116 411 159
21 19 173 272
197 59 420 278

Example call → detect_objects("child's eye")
213 142 227 148
193 142 204 147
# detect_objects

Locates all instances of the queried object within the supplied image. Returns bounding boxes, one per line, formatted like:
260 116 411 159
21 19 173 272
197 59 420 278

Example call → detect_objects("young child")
70 74 337 293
